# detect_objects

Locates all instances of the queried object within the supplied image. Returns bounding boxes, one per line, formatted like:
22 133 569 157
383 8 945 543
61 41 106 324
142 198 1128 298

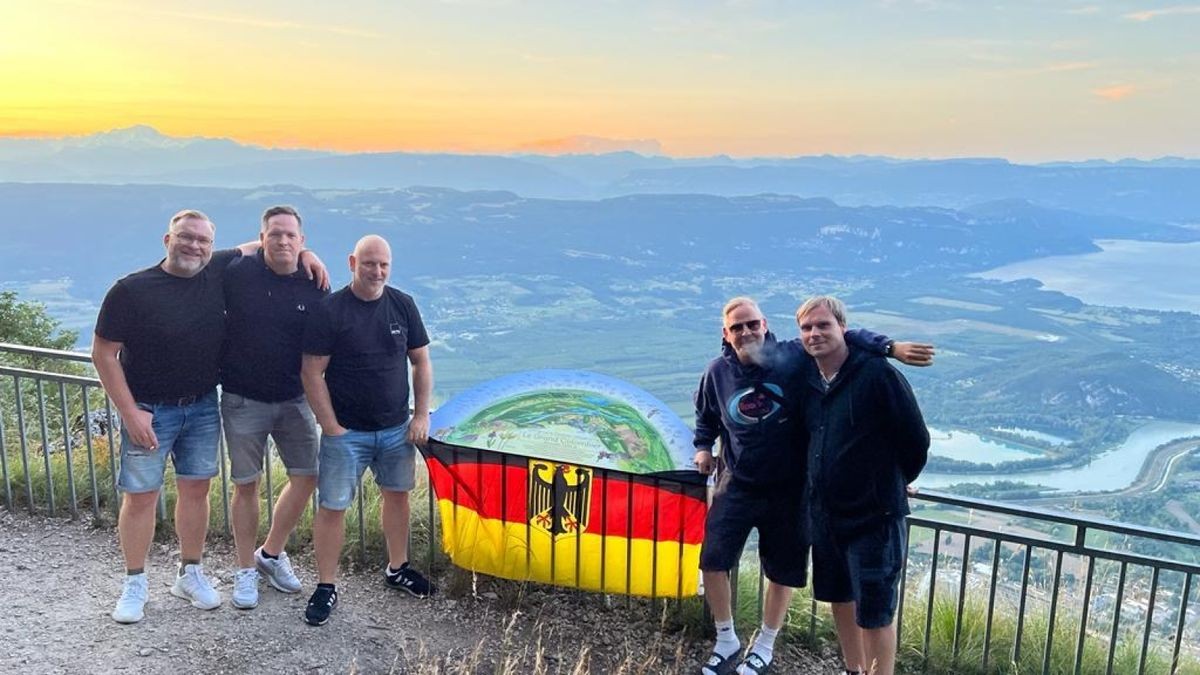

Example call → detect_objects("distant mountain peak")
76 125 213 149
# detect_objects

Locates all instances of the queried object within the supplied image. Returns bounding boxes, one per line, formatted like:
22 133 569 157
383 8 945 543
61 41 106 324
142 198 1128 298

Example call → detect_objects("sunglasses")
727 319 763 334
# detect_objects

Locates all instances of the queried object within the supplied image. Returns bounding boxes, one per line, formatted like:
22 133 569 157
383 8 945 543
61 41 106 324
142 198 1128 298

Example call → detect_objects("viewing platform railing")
2 342 1197 674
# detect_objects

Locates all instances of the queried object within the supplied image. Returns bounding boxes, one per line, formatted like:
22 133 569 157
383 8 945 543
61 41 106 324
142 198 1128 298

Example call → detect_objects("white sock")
738 624 778 673
714 618 741 658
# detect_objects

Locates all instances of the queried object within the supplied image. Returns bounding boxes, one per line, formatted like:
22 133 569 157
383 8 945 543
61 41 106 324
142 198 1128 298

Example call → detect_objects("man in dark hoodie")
798 296 929 675
694 297 931 675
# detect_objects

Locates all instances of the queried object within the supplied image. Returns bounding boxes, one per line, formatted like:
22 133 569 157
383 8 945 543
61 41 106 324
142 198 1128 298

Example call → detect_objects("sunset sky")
2 0 1197 160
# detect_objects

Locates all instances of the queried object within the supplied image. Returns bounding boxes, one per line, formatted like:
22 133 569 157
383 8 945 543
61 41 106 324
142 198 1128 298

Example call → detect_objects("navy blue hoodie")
802 345 929 535
693 330 890 488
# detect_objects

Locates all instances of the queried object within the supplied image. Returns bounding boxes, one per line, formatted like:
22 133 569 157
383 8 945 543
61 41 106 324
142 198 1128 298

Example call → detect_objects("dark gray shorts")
220 392 319 484
812 516 907 629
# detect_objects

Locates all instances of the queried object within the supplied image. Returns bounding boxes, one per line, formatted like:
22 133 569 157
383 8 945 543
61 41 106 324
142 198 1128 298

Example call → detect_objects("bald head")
349 234 393 301
354 234 391 259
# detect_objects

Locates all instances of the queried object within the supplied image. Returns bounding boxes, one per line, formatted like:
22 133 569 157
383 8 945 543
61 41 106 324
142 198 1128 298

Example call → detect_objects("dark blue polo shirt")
220 250 329 402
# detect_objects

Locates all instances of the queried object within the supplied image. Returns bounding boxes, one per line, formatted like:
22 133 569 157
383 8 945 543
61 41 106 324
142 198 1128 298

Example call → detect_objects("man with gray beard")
693 296 931 675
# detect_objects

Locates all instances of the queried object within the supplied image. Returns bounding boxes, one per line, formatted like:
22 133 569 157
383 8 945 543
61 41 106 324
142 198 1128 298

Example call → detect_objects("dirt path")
0 512 839 674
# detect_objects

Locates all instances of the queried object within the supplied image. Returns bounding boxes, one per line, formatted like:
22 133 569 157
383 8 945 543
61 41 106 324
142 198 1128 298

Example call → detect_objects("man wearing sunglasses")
694 296 932 675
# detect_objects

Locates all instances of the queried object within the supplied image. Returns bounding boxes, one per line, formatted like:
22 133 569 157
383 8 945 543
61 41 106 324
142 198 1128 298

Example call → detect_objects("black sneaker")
384 562 436 598
304 585 338 626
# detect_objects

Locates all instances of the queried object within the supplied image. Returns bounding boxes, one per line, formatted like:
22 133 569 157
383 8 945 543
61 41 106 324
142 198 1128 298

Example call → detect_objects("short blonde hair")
168 209 215 233
796 296 847 326
722 296 761 320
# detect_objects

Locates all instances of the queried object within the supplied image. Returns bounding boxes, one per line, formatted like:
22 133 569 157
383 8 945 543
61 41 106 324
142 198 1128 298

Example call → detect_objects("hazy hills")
2 183 1194 300
2 127 1198 223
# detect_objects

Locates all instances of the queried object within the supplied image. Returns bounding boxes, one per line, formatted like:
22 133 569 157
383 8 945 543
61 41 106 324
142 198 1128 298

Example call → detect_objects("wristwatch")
885 340 895 357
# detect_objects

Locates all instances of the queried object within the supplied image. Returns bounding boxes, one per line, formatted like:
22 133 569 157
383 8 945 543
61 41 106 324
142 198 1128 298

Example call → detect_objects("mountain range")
2 127 1197 223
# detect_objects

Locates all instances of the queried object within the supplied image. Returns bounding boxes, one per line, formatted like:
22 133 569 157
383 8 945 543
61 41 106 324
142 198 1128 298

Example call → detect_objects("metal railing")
2 342 1198 673
896 491 1200 674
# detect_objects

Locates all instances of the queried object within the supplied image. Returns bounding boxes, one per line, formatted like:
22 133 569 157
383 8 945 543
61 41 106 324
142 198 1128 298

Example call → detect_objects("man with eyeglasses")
94 209 326 624
694 296 932 675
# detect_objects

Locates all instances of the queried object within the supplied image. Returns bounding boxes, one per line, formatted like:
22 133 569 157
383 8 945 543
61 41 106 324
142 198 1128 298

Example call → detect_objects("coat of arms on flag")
425 370 707 598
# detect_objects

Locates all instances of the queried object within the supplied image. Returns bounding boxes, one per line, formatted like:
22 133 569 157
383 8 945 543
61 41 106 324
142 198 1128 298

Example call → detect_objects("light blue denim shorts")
317 420 416 511
118 389 220 493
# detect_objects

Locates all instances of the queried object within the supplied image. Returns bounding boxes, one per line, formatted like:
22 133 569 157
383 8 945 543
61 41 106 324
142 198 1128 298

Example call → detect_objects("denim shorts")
699 478 809 588
117 389 220 493
811 516 907 629
221 392 319 484
317 420 416 511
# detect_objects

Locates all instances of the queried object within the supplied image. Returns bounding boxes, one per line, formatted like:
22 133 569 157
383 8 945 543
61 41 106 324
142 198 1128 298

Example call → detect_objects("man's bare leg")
701 570 741 672
380 489 411 569
118 490 158 570
231 481 260 567
175 478 211 564
737 580 794 673
262 475 317 555
863 621 897 675
312 506 346 584
832 601 867 673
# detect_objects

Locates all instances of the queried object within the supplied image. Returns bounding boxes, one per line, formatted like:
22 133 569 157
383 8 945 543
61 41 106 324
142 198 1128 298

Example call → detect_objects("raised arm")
845 328 935 367
92 335 157 450
407 345 433 446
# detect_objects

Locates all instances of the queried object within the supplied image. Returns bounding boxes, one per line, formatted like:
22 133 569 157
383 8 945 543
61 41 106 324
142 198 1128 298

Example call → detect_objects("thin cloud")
47 0 380 38
1064 5 1101 14
1040 61 1097 73
1093 84 1136 101
1124 5 1200 21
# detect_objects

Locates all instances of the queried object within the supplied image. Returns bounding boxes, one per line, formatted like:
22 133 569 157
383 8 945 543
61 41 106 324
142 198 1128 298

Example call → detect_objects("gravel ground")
0 511 841 674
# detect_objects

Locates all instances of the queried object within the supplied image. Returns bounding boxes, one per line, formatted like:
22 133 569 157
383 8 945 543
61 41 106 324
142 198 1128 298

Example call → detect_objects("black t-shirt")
95 249 240 403
220 250 329 402
302 286 430 431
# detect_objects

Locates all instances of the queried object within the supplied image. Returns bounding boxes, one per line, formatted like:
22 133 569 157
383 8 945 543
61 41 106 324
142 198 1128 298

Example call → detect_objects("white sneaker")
231 568 259 609
255 547 301 593
170 563 221 610
112 573 148 623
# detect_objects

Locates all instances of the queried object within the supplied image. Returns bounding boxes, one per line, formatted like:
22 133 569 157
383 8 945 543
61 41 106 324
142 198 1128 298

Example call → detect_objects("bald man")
299 235 435 626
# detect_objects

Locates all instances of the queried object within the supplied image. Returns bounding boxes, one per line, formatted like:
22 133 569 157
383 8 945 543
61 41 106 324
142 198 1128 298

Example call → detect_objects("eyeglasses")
173 232 214 247
727 319 763 334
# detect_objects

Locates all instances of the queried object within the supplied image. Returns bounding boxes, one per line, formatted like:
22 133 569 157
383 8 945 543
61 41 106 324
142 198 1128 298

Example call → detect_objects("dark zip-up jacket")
693 330 891 488
802 345 929 535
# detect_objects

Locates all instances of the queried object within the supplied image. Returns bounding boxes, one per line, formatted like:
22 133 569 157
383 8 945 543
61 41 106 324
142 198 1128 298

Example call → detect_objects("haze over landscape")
4 3 1200 671
2 1 1199 518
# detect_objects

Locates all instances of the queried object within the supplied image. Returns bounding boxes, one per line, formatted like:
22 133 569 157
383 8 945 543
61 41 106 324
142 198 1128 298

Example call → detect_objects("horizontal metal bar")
0 365 99 387
914 489 1200 547
908 517 1200 575
0 343 93 363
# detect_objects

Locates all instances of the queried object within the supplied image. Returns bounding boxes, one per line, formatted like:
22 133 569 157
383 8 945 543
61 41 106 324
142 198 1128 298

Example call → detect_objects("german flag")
423 439 708 598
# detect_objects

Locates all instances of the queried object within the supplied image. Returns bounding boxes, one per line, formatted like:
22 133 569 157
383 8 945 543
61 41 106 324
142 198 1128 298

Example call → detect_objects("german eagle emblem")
528 461 592 536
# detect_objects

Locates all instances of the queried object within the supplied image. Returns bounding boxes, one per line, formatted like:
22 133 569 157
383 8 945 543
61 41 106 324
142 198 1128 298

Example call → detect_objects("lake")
977 239 1200 316
917 420 1200 492
927 426 1043 463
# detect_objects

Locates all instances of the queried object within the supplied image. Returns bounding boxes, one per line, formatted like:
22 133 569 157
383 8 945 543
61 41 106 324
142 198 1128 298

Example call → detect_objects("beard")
736 339 767 366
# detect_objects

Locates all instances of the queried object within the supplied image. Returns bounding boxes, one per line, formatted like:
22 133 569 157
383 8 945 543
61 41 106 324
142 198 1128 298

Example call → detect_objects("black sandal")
701 650 739 675
738 651 771 674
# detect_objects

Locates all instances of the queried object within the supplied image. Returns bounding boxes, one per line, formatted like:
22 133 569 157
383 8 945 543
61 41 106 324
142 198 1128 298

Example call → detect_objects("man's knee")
175 478 212 499
233 480 259 498
381 488 410 504
121 490 159 512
